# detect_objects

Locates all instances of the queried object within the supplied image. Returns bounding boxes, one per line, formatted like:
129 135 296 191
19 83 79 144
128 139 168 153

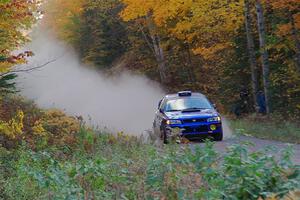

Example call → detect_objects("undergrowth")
230 114 300 144
0 95 80 149
0 97 300 199
0 127 299 200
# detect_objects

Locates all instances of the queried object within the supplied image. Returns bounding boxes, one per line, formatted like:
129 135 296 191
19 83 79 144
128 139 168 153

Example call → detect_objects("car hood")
164 109 219 120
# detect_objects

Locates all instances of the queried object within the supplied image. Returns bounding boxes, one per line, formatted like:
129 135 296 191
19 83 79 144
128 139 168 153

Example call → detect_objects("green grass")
230 115 300 144
0 127 299 200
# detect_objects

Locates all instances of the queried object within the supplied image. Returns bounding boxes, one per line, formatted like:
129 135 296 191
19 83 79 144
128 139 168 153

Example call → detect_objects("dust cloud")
16 29 233 139
222 118 234 139
16 30 164 135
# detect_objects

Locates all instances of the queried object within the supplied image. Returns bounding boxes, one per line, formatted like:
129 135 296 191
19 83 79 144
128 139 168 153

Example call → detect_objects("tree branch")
0 57 59 77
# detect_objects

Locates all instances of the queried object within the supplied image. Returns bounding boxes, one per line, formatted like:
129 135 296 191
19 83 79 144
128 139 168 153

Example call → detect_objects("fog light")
210 124 217 131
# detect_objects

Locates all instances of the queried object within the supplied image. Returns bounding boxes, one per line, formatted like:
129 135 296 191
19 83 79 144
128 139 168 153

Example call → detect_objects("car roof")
165 92 205 100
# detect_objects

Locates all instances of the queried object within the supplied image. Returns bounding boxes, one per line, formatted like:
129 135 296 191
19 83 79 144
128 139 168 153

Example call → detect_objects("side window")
158 99 163 109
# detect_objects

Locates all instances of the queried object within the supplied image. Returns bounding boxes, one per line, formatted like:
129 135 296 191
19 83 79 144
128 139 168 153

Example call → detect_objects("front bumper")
167 122 223 137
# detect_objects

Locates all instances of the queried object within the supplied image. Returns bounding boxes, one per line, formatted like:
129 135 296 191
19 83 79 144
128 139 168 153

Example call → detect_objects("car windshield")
164 97 213 112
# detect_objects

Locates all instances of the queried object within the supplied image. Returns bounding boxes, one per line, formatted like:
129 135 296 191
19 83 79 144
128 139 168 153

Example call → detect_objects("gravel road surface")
189 119 300 164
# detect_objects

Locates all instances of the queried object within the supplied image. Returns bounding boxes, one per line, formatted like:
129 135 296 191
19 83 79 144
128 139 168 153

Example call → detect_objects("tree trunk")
289 12 300 71
185 42 196 83
145 16 168 84
256 0 271 114
152 35 168 83
244 0 259 109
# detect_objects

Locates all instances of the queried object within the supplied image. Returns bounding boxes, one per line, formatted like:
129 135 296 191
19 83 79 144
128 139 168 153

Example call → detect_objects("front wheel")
162 129 169 144
213 132 223 141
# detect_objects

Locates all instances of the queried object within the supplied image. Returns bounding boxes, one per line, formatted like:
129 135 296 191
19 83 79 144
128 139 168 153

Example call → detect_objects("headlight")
166 120 182 125
207 116 221 122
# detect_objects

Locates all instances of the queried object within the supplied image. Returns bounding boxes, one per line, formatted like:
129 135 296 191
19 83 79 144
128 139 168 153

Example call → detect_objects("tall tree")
121 1 169 83
269 0 300 71
46 0 128 68
256 0 271 114
289 12 300 71
0 0 39 92
79 0 128 67
120 0 244 83
244 0 259 108
145 17 168 83
0 0 38 74
44 0 84 44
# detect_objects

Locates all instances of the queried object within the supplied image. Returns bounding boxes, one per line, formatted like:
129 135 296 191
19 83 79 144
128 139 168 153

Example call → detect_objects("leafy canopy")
121 0 244 59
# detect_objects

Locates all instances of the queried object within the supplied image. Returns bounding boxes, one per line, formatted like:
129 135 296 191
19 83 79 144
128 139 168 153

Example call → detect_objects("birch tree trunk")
150 34 168 83
256 0 271 114
145 15 168 83
244 0 259 109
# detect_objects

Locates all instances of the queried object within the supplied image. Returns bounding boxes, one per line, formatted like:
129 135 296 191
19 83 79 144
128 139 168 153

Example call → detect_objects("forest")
1 0 300 116
0 0 300 199
44 0 300 117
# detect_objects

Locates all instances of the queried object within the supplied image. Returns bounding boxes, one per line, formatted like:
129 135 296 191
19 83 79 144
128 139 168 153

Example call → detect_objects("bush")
0 110 24 140
0 96 80 149
1 130 299 200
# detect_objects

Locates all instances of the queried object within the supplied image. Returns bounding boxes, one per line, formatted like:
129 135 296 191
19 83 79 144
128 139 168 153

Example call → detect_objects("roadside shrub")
0 96 80 149
39 109 80 147
0 110 24 139
203 144 300 199
41 109 80 136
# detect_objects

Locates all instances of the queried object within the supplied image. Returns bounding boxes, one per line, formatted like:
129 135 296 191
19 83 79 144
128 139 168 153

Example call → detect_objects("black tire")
214 132 223 141
162 129 169 144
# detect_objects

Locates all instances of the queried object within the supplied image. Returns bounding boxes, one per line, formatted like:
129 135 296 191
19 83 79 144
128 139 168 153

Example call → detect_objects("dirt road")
214 119 300 164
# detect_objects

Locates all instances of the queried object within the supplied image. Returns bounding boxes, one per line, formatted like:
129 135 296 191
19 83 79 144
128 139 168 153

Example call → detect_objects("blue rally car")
153 91 223 143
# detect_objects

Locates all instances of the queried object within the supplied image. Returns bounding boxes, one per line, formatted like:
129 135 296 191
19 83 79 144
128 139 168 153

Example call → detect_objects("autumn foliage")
0 96 80 149
121 0 244 59
43 0 300 116
0 0 39 74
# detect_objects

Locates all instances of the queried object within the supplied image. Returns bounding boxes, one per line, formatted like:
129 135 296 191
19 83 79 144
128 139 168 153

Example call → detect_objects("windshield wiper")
181 108 203 112
165 109 181 112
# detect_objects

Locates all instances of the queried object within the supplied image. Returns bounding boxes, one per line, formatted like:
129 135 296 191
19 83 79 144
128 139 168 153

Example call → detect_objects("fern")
0 73 18 94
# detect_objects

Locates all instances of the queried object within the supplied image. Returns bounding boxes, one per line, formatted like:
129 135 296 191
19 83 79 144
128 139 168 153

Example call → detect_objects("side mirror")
213 104 217 109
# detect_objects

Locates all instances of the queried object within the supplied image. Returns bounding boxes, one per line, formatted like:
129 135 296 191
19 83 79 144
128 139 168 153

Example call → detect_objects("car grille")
182 125 209 133
182 118 208 124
